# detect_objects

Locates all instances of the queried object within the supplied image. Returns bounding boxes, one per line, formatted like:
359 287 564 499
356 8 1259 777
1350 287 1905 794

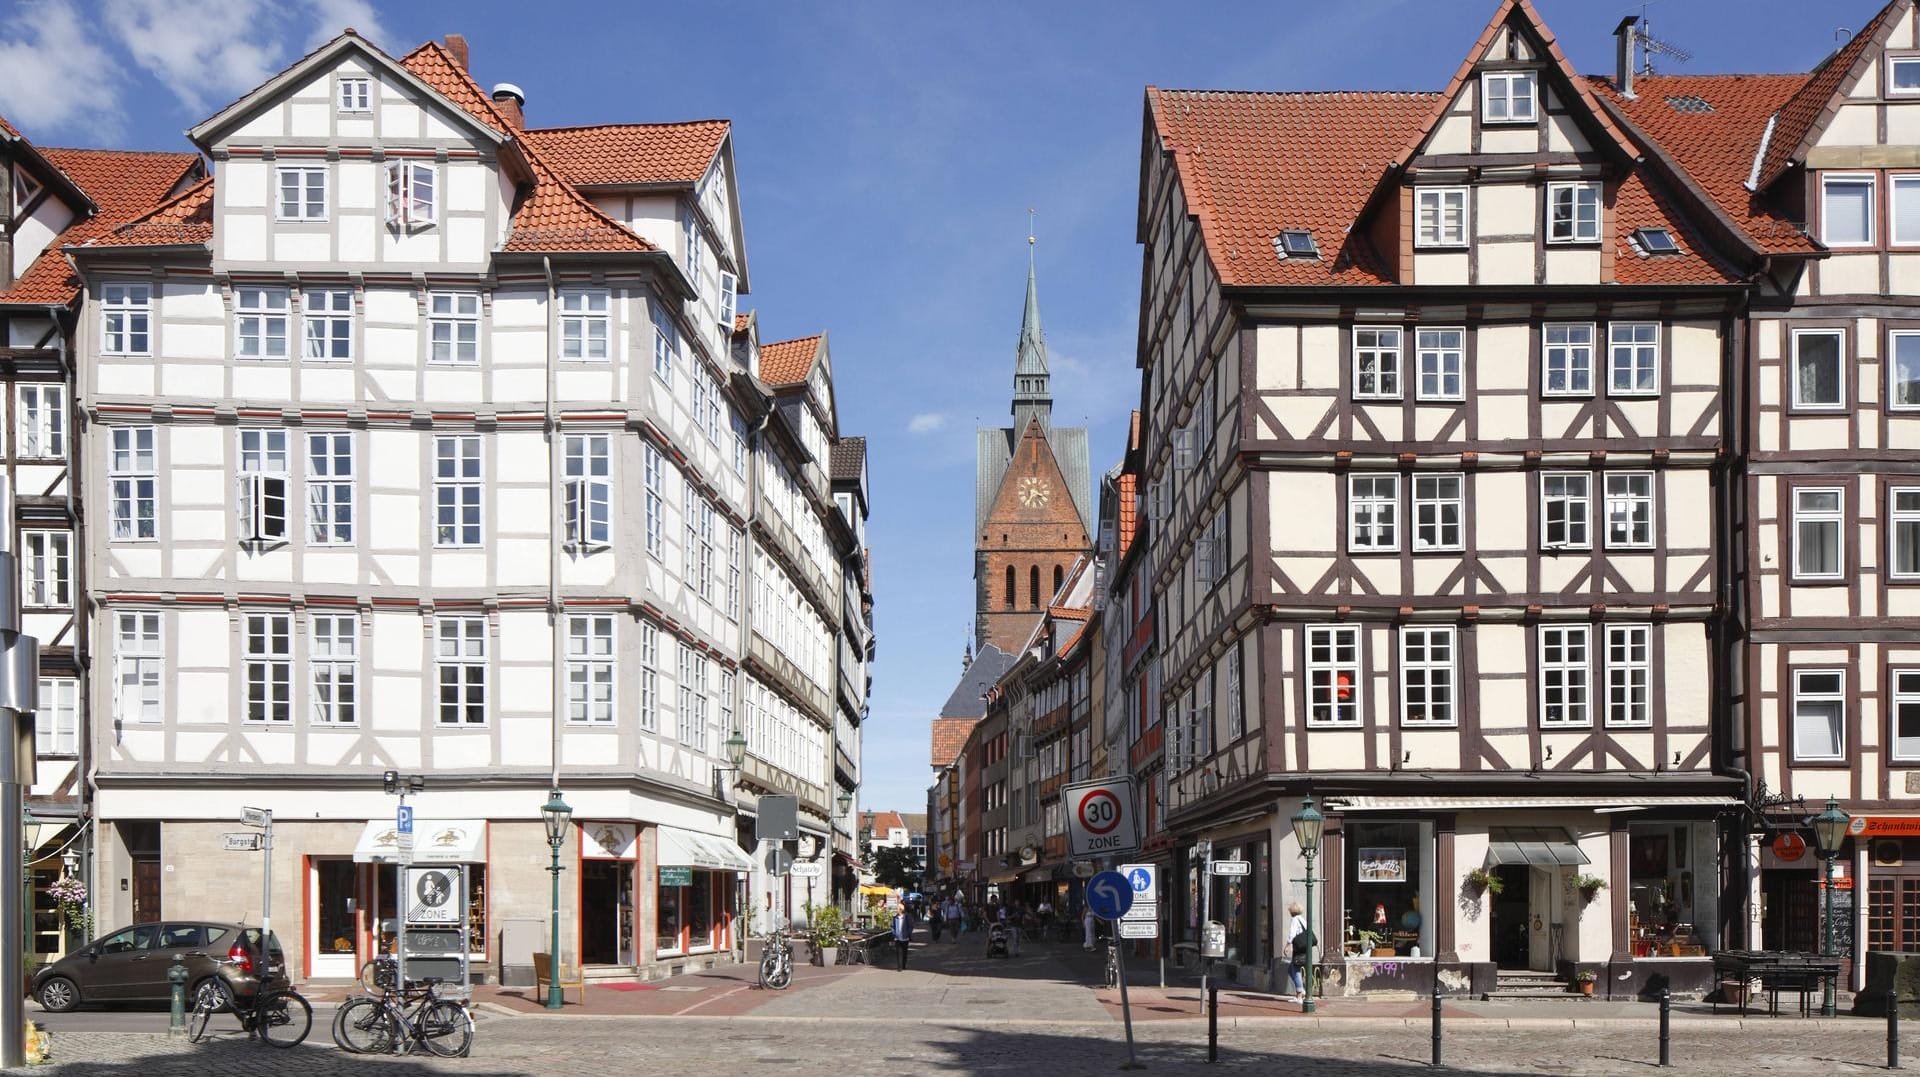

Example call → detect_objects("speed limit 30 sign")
1064 776 1141 859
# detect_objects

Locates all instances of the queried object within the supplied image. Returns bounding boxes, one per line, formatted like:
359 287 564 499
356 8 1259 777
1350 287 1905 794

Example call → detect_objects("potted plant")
1465 868 1504 896
1574 874 1607 904
812 905 847 967
1349 928 1392 957
1575 969 1597 996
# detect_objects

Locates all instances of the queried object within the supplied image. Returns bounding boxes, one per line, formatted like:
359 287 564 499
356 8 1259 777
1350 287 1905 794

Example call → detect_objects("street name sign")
223 833 260 851
241 807 271 828
1209 859 1251 877
789 860 824 879
1085 870 1135 921
1064 777 1141 859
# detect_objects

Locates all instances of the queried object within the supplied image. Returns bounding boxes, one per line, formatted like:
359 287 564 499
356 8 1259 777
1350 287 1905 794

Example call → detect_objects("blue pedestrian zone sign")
1086 870 1135 921
1127 867 1152 894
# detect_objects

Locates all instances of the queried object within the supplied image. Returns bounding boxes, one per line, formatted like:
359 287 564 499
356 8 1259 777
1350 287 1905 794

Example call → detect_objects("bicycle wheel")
332 997 397 1054
187 979 231 1043
253 989 312 1048
418 999 473 1058
761 948 792 990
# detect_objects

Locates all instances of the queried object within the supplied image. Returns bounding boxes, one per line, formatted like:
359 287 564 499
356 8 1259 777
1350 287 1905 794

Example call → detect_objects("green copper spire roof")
1012 227 1052 430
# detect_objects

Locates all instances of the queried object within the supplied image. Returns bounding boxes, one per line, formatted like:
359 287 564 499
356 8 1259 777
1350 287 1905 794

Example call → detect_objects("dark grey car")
31 921 288 1012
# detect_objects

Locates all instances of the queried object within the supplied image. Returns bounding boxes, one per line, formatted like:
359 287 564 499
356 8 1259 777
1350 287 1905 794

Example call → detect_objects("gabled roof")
760 334 823 385
520 120 729 188
931 718 979 768
81 174 214 251
940 644 1015 720
1753 0 1907 190
2 146 203 306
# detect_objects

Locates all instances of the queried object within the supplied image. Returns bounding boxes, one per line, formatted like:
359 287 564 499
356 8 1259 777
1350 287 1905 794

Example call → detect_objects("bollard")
166 963 189 1038
1431 988 1443 1067
1891 989 1902 1071
1658 988 1671 1068
1207 982 1218 1063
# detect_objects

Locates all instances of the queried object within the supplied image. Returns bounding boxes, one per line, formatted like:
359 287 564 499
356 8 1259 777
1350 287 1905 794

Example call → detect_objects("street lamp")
1809 796 1850 1018
541 789 573 1010
725 730 748 770
1291 795 1326 1015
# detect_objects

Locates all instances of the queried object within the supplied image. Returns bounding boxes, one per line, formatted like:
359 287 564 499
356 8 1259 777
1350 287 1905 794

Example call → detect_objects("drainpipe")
543 257 561 796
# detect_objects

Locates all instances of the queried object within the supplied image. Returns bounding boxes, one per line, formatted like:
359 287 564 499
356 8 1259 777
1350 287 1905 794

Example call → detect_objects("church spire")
1012 213 1053 432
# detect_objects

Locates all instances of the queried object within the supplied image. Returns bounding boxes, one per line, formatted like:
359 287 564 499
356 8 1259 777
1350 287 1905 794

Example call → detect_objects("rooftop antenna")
1634 5 1692 75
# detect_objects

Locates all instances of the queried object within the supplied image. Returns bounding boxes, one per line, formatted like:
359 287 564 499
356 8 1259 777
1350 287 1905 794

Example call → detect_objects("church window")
1005 566 1015 609
1053 565 1064 597
1030 565 1041 609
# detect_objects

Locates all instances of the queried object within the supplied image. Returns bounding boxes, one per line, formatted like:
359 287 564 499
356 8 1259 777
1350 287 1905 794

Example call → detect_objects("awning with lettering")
352 819 486 864
1325 795 1735 813
1485 827 1590 867
656 825 754 872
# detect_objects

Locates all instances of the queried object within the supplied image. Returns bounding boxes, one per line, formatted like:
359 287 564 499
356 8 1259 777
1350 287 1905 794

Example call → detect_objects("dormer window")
1415 188 1468 248
1632 228 1681 255
1891 56 1920 96
337 77 371 113
10 166 40 214
1482 71 1536 123
1274 230 1319 259
1546 182 1601 243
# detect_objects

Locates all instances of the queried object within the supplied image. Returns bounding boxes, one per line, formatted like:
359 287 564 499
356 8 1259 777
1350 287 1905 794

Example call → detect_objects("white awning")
1324 795 1736 813
656 825 754 872
1487 827 1590 866
352 819 486 864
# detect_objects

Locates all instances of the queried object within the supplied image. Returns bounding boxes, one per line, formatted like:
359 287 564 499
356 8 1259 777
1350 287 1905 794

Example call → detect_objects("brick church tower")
974 242 1092 654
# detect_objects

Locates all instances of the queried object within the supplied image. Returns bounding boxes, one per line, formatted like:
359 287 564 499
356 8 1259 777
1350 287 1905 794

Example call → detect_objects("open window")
384 160 436 228
238 473 289 544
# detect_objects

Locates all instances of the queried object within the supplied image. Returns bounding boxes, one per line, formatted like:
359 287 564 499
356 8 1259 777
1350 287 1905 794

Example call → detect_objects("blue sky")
0 0 1888 817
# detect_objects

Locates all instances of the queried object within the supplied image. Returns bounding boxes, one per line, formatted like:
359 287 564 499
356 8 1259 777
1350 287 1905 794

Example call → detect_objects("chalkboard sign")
1826 884 1856 958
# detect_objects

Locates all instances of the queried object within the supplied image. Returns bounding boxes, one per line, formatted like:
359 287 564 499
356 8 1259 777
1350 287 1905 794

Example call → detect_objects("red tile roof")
1755 1 1903 190
0 114 21 140
1 147 202 305
1116 470 1137 558
930 718 977 768
1609 168 1742 285
1593 74 1819 256
520 121 728 188
760 334 822 384
866 810 908 836
1047 605 1090 621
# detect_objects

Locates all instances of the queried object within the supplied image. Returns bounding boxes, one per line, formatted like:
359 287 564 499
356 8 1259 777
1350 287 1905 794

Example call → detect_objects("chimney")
491 83 525 129
444 34 470 72
1614 16 1638 98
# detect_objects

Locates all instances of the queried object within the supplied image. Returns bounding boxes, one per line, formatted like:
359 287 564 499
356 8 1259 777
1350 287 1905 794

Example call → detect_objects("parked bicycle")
187 976 312 1048
1103 943 1119 988
759 930 794 990
331 975 472 1057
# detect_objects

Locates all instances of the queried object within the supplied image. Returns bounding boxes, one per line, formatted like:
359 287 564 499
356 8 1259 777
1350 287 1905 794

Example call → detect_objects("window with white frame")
1894 56 1920 95
384 160 435 227
1793 487 1844 580
276 166 326 222
306 432 353 545
1413 474 1464 552
726 526 743 622
435 616 487 725
434 435 483 547
1603 472 1653 549
1305 625 1360 726
1543 323 1594 395
109 427 156 540
309 614 357 724
1893 487 1920 580
1539 625 1591 727
244 612 292 723
303 287 352 362
1415 188 1468 247
428 292 479 364
1353 326 1402 399
1821 174 1875 247
20 530 71 608
235 286 290 359
33 677 76 757
1400 626 1455 726
719 272 737 329
238 429 289 544
1792 328 1846 409
1894 670 1920 761
337 77 371 112
115 611 163 722
677 644 709 750
559 289 609 361
1605 624 1651 727
1226 643 1245 741
1893 330 1920 411
644 443 664 557
639 621 660 731
16 384 64 458
1541 472 1591 549
651 304 676 385
566 615 616 724
731 411 749 477
1347 474 1399 552
1792 669 1845 760
682 204 703 293
1482 71 1537 123
563 433 611 549
719 670 735 744
1547 181 1601 242
1416 328 1465 400
1608 322 1659 395
101 282 151 356
1894 176 1920 245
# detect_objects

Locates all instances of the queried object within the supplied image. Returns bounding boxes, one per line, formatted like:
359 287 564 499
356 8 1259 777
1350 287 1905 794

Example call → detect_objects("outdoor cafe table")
1711 950 1843 1017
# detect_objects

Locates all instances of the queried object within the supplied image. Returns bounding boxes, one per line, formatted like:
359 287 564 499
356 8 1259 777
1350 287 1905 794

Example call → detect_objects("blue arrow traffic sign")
1086 870 1135 921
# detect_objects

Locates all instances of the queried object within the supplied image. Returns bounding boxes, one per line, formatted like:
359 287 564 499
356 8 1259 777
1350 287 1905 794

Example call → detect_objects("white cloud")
0 1 125 137
907 412 947 434
102 0 288 114
303 0 387 52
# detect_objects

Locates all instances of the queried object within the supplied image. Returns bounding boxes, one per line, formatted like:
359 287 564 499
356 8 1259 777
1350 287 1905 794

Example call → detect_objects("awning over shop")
988 869 1021 885
352 819 485 864
1325 795 1736 812
858 884 893 897
657 825 755 873
1022 865 1054 883
1486 827 1590 866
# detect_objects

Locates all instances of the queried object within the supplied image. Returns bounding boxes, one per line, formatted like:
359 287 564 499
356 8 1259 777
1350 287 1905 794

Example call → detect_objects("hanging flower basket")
47 877 91 940
1465 868 1504 896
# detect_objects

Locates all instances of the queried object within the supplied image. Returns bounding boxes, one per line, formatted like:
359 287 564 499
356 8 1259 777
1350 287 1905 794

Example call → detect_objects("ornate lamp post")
1291 796 1326 1015
541 789 573 1010
1809 796 1851 1018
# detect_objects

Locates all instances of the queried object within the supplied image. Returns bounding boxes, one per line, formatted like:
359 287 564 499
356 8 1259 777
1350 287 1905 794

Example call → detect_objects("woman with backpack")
1285 901 1312 1004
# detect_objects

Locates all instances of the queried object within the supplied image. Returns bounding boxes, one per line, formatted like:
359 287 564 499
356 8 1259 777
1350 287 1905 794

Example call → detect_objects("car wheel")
36 977 79 1013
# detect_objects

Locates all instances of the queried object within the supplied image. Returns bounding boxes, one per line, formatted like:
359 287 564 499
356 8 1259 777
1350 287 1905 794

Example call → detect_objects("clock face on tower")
1019 477 1049 508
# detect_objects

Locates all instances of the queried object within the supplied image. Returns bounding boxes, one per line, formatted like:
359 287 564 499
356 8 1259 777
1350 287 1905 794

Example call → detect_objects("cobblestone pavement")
28 1013 1908 1075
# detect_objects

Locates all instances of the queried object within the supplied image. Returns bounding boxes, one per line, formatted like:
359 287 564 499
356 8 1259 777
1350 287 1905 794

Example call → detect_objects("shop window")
1343 821 1432 958
1628 824 1705 957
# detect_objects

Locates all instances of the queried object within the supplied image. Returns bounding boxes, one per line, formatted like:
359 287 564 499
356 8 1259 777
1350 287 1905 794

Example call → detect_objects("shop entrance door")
309 859 361 979
581 860 633 966
1490 865 1531 969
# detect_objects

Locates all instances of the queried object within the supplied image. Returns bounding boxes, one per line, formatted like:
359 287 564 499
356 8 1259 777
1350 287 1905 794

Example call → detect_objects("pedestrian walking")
892 906 913 970
1082 905 1096 951
1285 901 1312 1004
928 901 944 943
998 903 1021 957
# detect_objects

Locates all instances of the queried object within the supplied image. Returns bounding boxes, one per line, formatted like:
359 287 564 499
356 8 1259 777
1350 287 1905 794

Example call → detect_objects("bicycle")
331 976 472 1057
1103 943 1119 988
187 976 312 1048
759 930 793 990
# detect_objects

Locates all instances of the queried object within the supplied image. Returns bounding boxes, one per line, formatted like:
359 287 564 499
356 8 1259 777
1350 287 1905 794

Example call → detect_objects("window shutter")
237 475 256 541
384 161 404 225
563 478 585 546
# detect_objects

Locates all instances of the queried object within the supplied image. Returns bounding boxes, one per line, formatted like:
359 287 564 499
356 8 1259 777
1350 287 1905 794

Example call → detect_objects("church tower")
973 237 1093 654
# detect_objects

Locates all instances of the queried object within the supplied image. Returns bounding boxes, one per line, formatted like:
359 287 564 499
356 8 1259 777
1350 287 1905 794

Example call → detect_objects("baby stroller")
986 922 1010 959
